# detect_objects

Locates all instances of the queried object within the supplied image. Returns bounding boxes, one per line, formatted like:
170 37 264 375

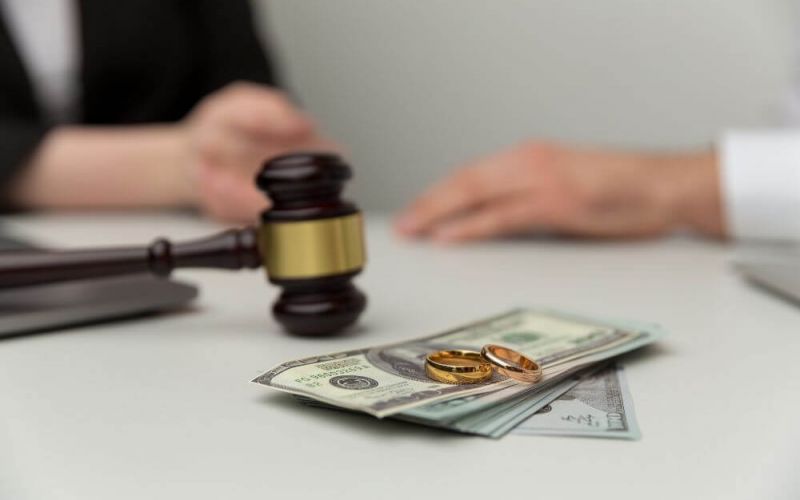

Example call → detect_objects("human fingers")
394 143 558 237
428 195 552 243
192 127 341 177
200 82 314 140
192 124 269 171
395 161 525 237
196 161 271 222
284 135 344 157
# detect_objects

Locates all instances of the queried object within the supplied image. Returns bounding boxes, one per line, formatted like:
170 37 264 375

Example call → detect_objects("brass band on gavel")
259 213 366 280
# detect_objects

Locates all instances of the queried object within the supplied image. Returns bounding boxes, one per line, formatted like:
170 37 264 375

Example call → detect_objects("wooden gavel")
0 153 367 336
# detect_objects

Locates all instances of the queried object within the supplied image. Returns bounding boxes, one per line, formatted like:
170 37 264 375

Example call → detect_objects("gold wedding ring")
424 350 493 384
480 344 542 383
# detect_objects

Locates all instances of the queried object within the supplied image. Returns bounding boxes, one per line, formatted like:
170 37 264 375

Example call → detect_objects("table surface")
1 213 799 500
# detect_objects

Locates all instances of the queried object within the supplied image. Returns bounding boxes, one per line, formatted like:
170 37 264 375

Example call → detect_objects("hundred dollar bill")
393 374 579 432
296 376 581 437
252 308 664 418
457 370 597 438
413 365 615 438
513 363 640 439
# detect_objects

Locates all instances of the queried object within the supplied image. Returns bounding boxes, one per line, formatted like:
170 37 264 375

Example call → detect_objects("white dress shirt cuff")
720 130 800 241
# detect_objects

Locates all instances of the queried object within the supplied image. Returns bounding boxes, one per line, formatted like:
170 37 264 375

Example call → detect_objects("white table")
1 213 799 500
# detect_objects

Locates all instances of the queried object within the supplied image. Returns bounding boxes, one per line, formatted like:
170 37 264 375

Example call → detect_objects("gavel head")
255 153 367 336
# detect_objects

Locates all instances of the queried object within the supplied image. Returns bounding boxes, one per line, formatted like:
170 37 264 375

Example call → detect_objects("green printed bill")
513 364 640 439
294 370 586 437
252 308 663 435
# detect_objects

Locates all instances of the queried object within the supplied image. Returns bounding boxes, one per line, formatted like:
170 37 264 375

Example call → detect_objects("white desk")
1 214 799 500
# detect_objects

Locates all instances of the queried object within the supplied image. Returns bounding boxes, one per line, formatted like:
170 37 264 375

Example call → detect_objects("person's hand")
395 142 725 242
181 82 339 222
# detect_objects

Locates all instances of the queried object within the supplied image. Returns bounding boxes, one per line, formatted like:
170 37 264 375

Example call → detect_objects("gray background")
256 0 796 210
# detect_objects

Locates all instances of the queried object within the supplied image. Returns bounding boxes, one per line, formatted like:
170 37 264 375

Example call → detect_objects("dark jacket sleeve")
0 119 49 192
0 11 50 195
189 0 280 96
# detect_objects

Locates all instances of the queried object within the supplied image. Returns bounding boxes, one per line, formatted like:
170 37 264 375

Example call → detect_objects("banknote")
296 375 581 437
252 308 664 418
513 363 640 439
459 370 596 438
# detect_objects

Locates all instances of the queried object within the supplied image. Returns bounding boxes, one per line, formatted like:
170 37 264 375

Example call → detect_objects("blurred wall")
255 0 796 210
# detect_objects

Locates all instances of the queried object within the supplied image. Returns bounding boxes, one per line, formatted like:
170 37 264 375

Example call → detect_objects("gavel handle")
0 227 262 289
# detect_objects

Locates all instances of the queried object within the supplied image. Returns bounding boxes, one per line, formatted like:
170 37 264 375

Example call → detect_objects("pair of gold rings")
424 344 542 385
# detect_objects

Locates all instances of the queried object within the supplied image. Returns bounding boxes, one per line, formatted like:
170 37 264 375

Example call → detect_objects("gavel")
0 153 367 336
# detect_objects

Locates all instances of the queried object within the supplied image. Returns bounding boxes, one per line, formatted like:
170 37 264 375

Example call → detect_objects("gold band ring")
424 350 493 384
425 363 492 384
481 344 542 383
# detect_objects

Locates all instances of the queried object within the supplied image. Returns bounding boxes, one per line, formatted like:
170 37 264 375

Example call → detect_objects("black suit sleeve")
0 12 49 193
0 119 49 191
189 0 280 96
0 0 282 198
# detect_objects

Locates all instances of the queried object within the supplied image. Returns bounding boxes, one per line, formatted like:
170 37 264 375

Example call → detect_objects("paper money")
296 374 582 437
513 364 640 439
252 308 664 419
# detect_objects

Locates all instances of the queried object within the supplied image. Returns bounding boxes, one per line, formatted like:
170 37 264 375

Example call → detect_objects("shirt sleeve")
720 130 800 241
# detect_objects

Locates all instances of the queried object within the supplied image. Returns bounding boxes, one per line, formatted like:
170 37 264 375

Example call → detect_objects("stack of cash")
252 308 663 439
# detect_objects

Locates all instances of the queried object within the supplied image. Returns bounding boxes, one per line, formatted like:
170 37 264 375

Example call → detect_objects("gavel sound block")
0 153 367 336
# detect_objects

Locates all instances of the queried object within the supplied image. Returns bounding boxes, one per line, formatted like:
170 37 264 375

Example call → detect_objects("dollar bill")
458 369 598 438
296 375 581 437
512 363 640 439
252 308 664 418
